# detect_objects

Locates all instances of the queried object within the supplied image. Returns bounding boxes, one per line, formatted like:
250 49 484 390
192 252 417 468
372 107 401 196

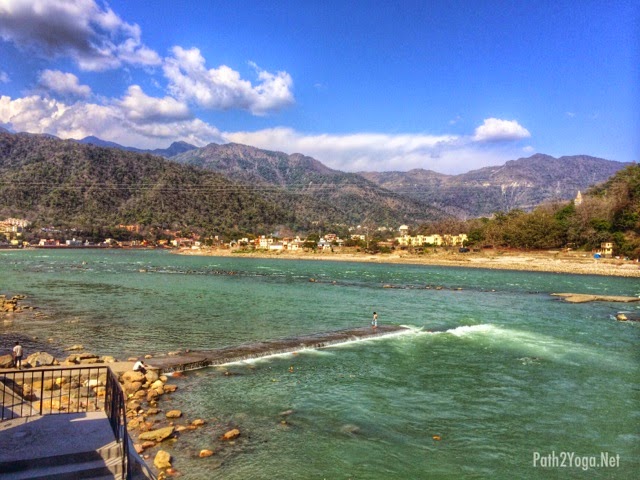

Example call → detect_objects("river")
1 249 638 479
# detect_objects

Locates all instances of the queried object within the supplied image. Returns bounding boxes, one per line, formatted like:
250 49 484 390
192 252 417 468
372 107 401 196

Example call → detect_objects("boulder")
122 371 146 383
78 357 101 365
166 410 182 419
191 419 206 427
146 389 159 402
145 370 159 383
199 449 214 458
150 379 164 390
64 344 84 351
42 379 57 391
26 351 56 367
55 377 68 387
154 450 172 469
123 381 143 396
0 354 14 368
221 429 240 441
133 390 147 400
164 384 178 393
139 426 175 443
128 417 143 429
64 355 80 364
616 313 628 321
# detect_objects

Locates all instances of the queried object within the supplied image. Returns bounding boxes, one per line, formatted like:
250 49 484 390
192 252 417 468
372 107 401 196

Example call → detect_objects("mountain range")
0 130 633 236
360 154 633 218
76 135 632 219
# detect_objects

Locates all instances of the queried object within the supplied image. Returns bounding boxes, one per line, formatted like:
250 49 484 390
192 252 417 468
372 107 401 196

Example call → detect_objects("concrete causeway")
148 325 411 374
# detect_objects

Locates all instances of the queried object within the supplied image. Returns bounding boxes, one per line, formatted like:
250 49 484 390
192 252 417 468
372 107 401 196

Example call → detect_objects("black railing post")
39 370 44 416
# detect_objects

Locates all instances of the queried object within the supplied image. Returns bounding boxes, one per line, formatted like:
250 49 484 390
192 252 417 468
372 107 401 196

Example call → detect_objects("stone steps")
0 439 123 480
0 456 121 480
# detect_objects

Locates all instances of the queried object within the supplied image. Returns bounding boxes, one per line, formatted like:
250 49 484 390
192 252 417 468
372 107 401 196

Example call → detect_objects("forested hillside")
0 132 444 239
419 164 640 257
0 132 292 238
171 142 445 224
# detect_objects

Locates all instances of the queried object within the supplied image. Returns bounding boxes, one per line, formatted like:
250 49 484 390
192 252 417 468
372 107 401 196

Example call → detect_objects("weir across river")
148 325 412 374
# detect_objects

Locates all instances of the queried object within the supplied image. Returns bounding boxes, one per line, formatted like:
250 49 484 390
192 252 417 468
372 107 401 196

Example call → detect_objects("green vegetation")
0 132 443 242
418 165 640 257
0 132 293 239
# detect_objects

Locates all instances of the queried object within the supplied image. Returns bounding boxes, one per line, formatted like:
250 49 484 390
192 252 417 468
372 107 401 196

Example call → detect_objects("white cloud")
473 118 531 142
119 85 192 124
38 69 91 98
164 46 294 115
0 94 221 148
0 0 161 71
0 70 9 83
0 88 533 174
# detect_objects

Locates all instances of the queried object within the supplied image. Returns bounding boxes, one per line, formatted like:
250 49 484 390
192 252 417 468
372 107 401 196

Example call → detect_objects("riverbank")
176 248 640 278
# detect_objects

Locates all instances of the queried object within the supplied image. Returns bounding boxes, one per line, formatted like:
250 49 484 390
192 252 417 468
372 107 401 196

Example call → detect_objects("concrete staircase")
0 413 126 480
0 440 123 479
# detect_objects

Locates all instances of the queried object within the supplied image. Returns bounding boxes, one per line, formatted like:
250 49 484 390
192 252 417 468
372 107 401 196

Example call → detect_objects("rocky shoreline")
176 248 640 278
1 344 243 479
1 299 244 479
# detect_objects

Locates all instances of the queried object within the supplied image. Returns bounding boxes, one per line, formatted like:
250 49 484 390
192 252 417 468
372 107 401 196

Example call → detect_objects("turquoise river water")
1 249 638 479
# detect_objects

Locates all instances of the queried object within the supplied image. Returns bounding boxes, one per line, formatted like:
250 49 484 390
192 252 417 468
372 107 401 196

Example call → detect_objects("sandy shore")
176 248 640 278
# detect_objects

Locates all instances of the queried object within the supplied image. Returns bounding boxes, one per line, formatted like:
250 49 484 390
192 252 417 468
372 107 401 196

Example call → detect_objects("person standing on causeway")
13 341 23 369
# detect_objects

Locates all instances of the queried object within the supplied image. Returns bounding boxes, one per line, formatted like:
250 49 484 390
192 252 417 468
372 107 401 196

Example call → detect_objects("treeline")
418 164 640 257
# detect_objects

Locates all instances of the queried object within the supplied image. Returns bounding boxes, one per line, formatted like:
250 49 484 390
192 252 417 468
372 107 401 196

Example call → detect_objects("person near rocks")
12 341 23 369
372 312 378 329
133 358 150 375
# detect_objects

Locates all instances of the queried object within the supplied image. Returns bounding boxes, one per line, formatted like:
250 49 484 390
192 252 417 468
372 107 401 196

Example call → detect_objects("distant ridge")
360 154 633 218
76 136 197 158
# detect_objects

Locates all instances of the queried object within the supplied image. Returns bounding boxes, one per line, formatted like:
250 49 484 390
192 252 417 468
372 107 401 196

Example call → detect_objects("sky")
0 0 637 174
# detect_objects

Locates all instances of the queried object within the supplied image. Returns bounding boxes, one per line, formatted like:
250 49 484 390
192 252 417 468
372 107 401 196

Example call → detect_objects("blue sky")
0 0 637 174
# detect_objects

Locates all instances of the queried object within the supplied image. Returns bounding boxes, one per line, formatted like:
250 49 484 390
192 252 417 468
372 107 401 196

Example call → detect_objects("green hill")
0 132 445 239
0 131 292 237
171 142 447 225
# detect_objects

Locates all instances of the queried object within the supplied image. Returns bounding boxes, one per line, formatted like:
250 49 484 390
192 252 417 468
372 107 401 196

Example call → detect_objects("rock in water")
139 426 175 443
340 424 361 435
154 450 172 469
221 428 240 441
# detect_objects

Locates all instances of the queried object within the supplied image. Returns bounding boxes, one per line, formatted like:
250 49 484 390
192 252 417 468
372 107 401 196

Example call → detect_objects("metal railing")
0 365 132 479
